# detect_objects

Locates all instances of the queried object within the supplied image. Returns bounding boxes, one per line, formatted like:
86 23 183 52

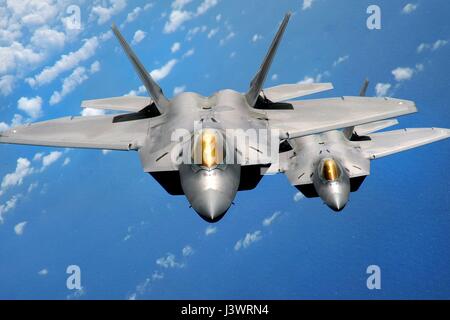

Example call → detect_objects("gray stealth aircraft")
1 13 449 222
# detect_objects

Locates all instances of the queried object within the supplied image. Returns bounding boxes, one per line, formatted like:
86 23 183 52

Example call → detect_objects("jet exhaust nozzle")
313 158 350 212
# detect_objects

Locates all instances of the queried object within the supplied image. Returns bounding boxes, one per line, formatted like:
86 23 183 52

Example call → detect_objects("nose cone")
326 193 349 212
190 190 233 223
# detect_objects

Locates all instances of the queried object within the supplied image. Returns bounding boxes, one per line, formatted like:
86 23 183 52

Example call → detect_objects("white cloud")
182 245 194 257
417 39 448 53
38 268 48 276
375 83 391 97
163 0 218 33
219 32 235 46
38 268 48 277
17 96 42 119
163 10 193 33
207 28 218 39
302 0 316 10
392 67 414 81
173 85 186 95
234 231 262 251
216 14 222 21
171 42 181 53
14 221 27 235
205 225 217 236
30 28 65 51
252 34 262 43
263 211 281 227
102 150 112 155
172 0 193 10
402 3 418 14
124 6 142 24
297 76 315 85
28 182 38 193
151 271 164 280
90 0 127 25
63 158 71 166
432 40 448 51
26 36 99 88
271 74 278 81
81 108 106 117
0 195 21 223
156 253 184 268
50 61 100 105
182 48 195 58
132 30 147 45
0 122 9 132
42 151 62 169
0 75 15 96
150 59 177 81
293 192 304 202
196 0 218 15
0 41 45 75
1 158 33 192
333 55 349 67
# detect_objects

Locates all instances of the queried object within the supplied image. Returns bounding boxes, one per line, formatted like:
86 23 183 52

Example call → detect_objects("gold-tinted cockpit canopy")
322 159 341 182
192 129 224 169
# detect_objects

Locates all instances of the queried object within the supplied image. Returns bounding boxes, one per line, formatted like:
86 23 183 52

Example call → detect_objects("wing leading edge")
360 127 450 159
0 115 149 150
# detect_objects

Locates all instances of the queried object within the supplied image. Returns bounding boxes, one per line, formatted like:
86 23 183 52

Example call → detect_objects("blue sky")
0 0 449 299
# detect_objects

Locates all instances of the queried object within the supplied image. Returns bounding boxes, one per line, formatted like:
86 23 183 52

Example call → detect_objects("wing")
359 128 450 159
81 96 152 113
263 83 333 102
0 115 149 150
266 96 417 139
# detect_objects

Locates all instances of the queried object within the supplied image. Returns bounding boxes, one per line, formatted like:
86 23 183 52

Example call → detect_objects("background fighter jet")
0 13 449 222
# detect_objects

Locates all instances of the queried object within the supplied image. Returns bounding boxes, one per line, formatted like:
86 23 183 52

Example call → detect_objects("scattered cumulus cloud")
17 96 42 119
0 195 21 223
263 211 281 227
293 192 304 202
375 83 392 97
271 74 278 81
391 67 414 81
42 151 63 169
205 225 217 236
156 253 184 268
90 0 127 25
182 245 194 257
14 221 27 235
252 34 262 43
171 42 181 53
302 0 316 10
50 61 100 105
163 0 219 33
81 108 106 117
402 3 418 14
38 268 48 276
173 85 186 95
333 55 349 67
150 59 178 81
234 231 262 251
132 30 147 45
26 36 99 88
417 39 448 53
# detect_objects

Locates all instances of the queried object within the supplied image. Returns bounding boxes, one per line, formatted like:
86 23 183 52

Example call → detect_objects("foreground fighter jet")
1 13 449 222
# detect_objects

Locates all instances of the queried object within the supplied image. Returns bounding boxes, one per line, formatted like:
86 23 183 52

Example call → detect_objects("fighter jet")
1 13 449 222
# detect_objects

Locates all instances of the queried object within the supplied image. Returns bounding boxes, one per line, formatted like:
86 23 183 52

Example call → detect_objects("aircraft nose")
327 193 348 212
190 190 232 223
